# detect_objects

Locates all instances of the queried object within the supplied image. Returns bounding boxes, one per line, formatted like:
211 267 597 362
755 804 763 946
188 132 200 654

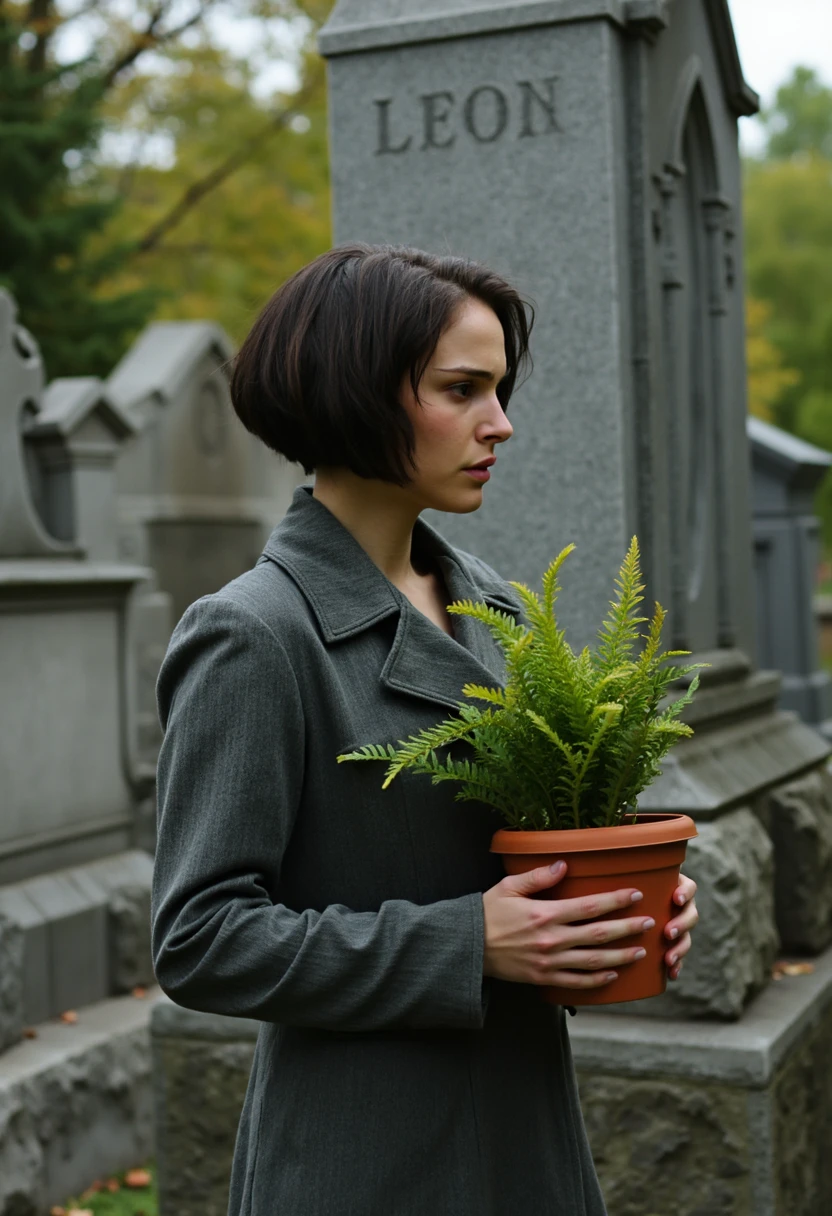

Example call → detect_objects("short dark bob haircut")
230 243 533 485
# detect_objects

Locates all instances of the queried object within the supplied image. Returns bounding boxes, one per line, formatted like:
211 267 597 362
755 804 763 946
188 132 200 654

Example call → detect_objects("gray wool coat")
152 485 607 1216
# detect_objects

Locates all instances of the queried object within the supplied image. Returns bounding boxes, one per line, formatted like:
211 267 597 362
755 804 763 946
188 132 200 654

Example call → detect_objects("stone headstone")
749 415 832 730
108 321 305 625
321 0 757 658
0 291 75 559
319 0 830 1029
0 291 156 1043
23 377 135 563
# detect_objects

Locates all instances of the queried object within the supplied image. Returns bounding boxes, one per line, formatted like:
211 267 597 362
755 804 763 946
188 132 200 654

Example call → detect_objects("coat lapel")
262 487 522 713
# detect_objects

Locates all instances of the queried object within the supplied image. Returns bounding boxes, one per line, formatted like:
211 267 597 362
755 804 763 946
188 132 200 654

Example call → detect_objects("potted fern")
339 538 702 1005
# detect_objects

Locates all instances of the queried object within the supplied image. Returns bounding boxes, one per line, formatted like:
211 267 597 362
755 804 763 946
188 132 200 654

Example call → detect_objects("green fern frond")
462 684 507 706
344 535 706 829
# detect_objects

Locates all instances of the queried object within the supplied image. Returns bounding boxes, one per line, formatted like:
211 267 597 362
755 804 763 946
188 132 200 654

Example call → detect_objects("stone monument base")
150 949 832 1216
571 944 832 1216
0 987 157 1216
151 1000 258 1216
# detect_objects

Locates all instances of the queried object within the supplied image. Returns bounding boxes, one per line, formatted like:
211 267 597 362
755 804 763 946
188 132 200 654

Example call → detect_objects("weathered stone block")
606 807 778 1020
83 851 155 992
0 911 24 1053
0 989 155 1216
771 1008 832 1215
151 1002 258 1216
572 941 832 1215
579 1074 752 1216
0 887 50 1027
763 764 832 953
23 871 108 1014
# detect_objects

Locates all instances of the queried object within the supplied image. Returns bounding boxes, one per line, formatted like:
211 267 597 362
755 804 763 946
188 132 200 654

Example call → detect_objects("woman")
152 244 698 1216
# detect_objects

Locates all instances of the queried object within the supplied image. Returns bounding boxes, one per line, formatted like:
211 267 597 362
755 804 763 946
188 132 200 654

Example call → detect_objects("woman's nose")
484 399 513 443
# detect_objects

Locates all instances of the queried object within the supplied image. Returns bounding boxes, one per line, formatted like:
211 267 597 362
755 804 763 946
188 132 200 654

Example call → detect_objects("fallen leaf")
80 1182 102 1199
772 961 815 979
67 1209 94 1216
23 1027 38 1039
131 986 147 999
105 1177 120 1192
59 1010 78 1024
49 1207 66 1216
125 1168 152 1188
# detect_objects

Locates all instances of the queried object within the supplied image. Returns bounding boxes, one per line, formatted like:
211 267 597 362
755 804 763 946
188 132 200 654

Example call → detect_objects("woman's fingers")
664 897 699 943
673 873 697 907
546 886 644 925
665 929 692 969
546 969 620 989
559 914 655 948
551 945 647 972
499 860 567 898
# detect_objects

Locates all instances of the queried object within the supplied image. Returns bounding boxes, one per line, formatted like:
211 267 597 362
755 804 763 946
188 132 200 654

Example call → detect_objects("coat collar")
261 486 520 709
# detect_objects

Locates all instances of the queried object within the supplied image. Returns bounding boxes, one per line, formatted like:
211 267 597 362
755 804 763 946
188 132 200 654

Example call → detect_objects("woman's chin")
426 486 485 515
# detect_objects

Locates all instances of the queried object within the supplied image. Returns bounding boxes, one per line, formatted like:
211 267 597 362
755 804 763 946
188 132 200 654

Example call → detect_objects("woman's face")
400 297 513 514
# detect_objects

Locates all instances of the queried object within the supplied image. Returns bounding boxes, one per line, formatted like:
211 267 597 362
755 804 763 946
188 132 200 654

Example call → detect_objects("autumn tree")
0 0 330 377
743 66 832 435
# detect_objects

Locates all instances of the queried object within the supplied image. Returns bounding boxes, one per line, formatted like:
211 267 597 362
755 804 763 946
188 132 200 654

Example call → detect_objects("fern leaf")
462 684 507 706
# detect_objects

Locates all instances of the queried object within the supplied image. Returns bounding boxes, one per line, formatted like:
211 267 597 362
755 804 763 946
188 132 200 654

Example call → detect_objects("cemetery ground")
53 1164 157 1216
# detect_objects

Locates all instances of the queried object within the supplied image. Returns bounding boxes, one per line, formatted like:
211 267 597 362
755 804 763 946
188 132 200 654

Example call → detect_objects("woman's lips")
463 467 491 482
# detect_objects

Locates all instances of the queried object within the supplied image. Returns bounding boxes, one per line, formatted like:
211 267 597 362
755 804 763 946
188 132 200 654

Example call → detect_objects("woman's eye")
449 382 473 399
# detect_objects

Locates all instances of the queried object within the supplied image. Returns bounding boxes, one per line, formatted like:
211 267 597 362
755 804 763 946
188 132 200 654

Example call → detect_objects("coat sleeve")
151 593 487 1032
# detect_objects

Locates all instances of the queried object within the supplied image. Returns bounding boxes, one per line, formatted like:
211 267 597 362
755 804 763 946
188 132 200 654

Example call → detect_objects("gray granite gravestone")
307 3 832 1206
102 320 304 775
108 320 305 626
0 291 161 1208
0 289 157 1021
749 416 832 730
320 0 830 1018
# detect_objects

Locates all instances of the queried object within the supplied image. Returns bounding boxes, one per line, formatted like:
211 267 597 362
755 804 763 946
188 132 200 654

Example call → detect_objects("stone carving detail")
0 291 73 559
656 68 736 653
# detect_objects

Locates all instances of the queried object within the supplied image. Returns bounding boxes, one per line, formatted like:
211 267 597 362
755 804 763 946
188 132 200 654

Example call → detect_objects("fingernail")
668 927 679 940
630 891 643 902
643 918 656 931
669 953 678 966
634 948 646 960
549 860 566 875
606 972 618 982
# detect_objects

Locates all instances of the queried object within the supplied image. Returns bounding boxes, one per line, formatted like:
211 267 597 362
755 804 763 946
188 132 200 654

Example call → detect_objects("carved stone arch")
665 55 718 182
657 58 734 650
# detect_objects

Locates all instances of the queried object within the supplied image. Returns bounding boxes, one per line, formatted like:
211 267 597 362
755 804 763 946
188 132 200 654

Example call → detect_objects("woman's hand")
482 860 655 990
664 872 698 981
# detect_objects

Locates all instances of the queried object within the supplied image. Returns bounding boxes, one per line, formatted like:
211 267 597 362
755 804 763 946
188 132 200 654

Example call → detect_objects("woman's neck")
312 470 424 586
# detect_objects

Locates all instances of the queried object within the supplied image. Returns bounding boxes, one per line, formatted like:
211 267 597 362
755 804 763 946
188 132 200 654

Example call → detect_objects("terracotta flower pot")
491 813 698 1006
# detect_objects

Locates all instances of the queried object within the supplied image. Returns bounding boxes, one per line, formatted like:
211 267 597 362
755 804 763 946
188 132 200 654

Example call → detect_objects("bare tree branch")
133 64 323 255
100 0 204 88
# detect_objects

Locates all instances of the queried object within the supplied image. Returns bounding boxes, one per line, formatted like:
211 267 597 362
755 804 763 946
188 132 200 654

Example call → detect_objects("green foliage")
0 3 158 376
760 66 832 161
339 539 705 831
0 0 331 376
95 40 330 347
62 1160 157 1215
743 66 832 545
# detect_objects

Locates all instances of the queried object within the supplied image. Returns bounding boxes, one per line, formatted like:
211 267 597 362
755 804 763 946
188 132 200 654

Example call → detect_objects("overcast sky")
727 0 832 149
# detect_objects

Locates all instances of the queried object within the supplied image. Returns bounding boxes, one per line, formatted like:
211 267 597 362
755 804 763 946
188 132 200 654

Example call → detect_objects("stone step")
0 987 159 1216
0 849 154 1050
570 943 832 1215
